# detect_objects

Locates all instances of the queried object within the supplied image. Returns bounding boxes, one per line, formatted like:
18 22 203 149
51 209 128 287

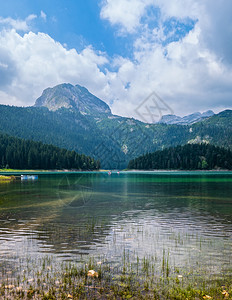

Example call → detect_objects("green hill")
0 133 100 170
128 144 232 170
0 84 231 169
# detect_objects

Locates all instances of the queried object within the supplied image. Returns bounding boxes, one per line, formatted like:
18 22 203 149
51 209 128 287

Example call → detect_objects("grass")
0 175 16 181
0 169 49 173
0 254 231 299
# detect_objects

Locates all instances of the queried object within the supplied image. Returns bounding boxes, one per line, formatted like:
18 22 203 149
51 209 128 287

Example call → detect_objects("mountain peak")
34 83 111 115
158 110 215 125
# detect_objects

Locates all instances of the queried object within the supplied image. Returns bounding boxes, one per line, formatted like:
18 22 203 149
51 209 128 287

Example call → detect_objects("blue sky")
0 0 133 57
0 0 195 59
0 0 231 121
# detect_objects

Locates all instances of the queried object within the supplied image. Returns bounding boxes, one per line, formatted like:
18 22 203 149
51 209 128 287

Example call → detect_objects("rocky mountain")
158 110 214 125
35 83 111 115
0 83 231 169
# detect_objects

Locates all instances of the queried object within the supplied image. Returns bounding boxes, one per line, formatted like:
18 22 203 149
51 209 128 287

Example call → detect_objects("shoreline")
125 169 232 172
0 175 16 181
0 168 232 175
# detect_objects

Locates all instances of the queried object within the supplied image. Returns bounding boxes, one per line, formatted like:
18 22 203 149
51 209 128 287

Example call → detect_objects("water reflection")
0 172 232 278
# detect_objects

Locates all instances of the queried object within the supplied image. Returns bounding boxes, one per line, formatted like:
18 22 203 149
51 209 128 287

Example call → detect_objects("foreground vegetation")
0 255 231 299
0 133 100 170
0 175 15 181
128 144 232 170
0 169 49 172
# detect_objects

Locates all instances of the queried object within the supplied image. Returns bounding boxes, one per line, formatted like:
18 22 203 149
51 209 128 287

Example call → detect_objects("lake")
0 171 232 284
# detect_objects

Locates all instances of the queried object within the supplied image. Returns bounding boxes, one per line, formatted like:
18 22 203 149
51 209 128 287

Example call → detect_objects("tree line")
0 105 232 169
0 133 100 170
128 144 232 170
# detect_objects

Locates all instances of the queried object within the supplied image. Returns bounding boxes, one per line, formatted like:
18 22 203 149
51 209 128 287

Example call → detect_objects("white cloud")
0 90 23 106
100 0 154 33
154 0 201 20
0 2 232 121
0 29 109 106
0 14 37 31
40 11 47 21
26 14 37 22
198 0 232 64
108 23 232 119
99 0 232 119
0 17 28 31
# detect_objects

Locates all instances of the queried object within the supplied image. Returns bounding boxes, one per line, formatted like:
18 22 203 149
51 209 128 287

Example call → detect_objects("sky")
0 0 232 122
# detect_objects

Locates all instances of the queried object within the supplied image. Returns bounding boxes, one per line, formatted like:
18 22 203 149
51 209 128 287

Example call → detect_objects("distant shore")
0 169 232 176
0 169 104 173
125 169 232 172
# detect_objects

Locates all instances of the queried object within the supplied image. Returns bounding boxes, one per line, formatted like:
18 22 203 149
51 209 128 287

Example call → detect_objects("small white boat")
21 175 38 181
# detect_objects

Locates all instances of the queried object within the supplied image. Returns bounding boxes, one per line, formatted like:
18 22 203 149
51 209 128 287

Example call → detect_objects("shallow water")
0 171 232 279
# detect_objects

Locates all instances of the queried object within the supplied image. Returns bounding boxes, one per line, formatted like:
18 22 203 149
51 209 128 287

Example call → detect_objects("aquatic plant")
0 254 231 299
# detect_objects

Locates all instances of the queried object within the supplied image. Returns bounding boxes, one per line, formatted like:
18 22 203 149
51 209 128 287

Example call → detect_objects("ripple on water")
0 173 232 279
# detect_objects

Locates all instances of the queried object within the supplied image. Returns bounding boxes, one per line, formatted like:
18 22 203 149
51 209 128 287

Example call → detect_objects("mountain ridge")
0 83 231 169
158 110 215 125
35 83 217 126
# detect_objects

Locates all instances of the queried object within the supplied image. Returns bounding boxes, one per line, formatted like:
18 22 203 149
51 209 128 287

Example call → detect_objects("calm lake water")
0 171 232 280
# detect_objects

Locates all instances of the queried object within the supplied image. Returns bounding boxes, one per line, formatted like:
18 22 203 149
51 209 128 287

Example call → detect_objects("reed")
0 253 231 299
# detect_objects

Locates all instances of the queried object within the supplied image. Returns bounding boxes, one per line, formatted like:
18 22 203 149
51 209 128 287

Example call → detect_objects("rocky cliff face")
34 83 111 115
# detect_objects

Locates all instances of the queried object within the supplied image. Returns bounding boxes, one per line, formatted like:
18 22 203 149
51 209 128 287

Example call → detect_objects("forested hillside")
0 101 231 169
0 133 100 170
128 144 232 170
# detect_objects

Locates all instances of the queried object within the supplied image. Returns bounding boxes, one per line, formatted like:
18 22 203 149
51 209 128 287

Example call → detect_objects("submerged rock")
87 270 98 278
